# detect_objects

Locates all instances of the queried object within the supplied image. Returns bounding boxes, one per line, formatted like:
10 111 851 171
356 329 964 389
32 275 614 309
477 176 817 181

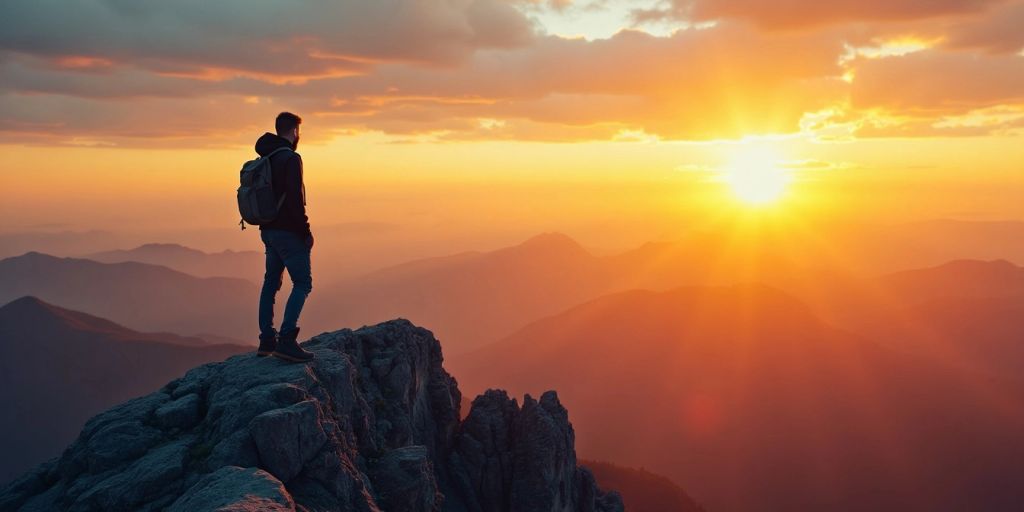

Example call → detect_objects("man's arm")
285 154 311 238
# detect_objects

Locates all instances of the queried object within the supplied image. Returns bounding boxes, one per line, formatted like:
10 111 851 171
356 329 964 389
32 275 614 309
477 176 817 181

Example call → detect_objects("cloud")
0 0 1022 146
850 50 1024 113
300 24 847 141
0 16 849 145
944 1 1024 54
0 0 536 80
633 0 1008 30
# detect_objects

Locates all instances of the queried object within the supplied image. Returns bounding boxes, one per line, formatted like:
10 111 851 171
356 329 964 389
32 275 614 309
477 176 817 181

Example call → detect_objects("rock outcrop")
0 320 622 512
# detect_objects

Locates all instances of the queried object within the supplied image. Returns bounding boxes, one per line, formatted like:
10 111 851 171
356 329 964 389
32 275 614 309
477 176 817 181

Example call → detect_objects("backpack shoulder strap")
265 146 293 159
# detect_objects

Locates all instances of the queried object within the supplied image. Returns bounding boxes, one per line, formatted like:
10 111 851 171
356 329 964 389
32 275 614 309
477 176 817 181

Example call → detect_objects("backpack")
237 147 292 230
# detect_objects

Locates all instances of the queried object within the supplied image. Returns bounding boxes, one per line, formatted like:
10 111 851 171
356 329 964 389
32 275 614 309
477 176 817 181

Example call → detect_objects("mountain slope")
0 320 623 512
583 461 705 512
304 230 811 355
796 259 1024 377
0 252 255 338
877 259 1024 303
453 284 1024 511
304 233 616 353
0 297 250 482
85 243 262 281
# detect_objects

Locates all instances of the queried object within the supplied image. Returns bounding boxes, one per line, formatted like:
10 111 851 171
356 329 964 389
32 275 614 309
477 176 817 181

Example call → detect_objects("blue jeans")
258 229 312 339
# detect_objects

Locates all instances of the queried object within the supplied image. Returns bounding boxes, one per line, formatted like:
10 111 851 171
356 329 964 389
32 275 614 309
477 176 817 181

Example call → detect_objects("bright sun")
721 146 791 205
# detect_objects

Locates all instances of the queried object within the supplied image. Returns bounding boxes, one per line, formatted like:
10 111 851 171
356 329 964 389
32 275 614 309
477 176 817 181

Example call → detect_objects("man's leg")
279 232 312 335
258 230 286 343
271 230 314 362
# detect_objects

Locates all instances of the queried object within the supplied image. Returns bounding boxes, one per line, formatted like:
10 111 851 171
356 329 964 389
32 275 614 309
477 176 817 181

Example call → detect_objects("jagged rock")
450 390 622 512
0 319 622 512
248 400 329 482
369 445 442 512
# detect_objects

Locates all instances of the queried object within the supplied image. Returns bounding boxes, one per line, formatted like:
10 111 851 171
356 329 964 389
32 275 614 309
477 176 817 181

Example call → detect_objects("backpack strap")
266 146 293 158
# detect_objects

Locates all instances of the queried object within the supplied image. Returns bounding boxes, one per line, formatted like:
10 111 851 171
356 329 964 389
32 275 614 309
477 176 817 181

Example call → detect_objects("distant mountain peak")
888 259 1024 283
512 232 591 257
520 231 582 246
134 242 192 251
95 243 206 258
1 295 47 309
12 251 62 261
0 295 133 336
939 259 1018 271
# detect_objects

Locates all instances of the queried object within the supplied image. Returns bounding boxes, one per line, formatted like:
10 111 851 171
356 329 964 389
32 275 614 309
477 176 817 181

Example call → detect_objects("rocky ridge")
0 319 622 512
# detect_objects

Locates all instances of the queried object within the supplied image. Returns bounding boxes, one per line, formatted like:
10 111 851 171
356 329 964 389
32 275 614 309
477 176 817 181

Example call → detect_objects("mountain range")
793 259 1024 377
0 252 255 339
84 243 262 281
452 284 1024 511
584 461 705 512
0 296 250 482
5 228 1024 509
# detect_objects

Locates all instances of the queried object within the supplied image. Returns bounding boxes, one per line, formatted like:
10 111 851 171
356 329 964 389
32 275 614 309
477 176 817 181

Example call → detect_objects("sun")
720 146 791 205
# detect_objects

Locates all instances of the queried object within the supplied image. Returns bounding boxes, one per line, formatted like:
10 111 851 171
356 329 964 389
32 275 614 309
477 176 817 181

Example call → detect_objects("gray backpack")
237 147 291 230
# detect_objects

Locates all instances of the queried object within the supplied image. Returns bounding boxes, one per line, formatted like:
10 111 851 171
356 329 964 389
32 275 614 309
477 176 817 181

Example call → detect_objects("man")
255 112 315 362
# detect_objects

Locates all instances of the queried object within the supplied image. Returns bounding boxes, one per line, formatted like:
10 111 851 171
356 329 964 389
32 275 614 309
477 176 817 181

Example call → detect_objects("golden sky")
1 0 1023 248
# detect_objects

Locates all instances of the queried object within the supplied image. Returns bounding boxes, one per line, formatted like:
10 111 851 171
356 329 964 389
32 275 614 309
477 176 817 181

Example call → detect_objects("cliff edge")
0 319 622 512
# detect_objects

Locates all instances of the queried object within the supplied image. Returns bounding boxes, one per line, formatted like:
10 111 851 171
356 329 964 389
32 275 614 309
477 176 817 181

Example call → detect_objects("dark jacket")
254 132 311 238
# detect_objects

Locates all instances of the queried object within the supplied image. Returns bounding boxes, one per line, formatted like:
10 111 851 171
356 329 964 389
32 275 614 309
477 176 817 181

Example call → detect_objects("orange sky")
1 0 1023 252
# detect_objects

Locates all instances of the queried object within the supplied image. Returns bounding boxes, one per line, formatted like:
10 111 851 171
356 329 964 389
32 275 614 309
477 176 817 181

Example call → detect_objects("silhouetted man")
255 112 315 362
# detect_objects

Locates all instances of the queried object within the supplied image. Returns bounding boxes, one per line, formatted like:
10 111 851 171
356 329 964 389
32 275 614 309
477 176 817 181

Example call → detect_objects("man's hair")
275 112 302 136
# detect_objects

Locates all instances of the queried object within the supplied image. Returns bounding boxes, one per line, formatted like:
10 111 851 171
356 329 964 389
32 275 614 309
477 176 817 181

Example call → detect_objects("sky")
1 0 1023 252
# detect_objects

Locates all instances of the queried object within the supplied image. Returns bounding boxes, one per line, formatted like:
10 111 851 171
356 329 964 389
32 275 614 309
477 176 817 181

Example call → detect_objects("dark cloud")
0 0 536 78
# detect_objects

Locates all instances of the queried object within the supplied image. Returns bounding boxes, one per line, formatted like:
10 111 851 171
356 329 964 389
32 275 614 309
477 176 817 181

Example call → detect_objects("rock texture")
0 319 622 512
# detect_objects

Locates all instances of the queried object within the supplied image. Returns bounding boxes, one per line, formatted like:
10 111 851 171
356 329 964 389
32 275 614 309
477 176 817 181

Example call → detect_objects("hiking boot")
272 327 314 363
256 332 277 357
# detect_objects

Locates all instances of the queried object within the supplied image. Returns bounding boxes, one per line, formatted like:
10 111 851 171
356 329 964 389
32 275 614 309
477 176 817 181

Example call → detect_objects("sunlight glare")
721 146 790 205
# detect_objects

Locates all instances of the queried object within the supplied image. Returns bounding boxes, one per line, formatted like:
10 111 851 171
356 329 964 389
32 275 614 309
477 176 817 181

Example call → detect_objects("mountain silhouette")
864 219 1024 270
797 259 1024 377
303 231 814 355
0 320 623 512
583 461 705 512
0 230 133 260
878 259 1024 302
85 243 263 281
0 297 250 483
0 252 254 338
452 284 1024 511
304 233 616 353
861 295 1024 377
302 229 882 355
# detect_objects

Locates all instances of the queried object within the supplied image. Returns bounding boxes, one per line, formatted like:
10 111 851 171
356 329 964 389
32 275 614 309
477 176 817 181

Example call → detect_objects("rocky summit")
0 319 622 512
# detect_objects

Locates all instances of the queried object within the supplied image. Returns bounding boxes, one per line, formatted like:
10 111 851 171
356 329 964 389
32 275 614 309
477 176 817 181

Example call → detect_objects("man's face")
293 126 301 147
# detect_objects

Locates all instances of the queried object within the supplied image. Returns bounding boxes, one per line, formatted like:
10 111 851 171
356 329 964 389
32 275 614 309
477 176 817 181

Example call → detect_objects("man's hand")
305 233 314 250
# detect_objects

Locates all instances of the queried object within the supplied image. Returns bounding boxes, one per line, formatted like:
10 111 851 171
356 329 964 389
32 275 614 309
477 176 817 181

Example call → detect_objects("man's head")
275 112 302 147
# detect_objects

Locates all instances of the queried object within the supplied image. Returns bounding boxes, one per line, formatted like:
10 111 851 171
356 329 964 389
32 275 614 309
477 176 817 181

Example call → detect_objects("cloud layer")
1 0 1022 146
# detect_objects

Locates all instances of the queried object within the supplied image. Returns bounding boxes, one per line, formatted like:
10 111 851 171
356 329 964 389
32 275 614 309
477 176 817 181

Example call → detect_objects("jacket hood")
255 132 294 156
